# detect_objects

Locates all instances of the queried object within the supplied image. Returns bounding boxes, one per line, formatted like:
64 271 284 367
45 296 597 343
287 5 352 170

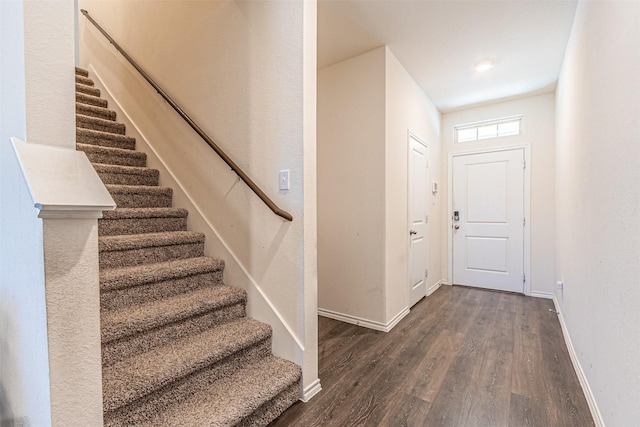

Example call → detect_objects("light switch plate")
279 170 290 191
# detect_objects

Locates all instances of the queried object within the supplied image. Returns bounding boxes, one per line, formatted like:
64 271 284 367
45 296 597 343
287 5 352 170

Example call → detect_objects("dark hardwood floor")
270 285 594 427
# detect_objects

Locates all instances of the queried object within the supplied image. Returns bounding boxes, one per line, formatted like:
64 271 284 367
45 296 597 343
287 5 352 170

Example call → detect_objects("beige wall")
318 46 442 328
385 48 442 321
318 47 387 324
23 0 76 149
441 92 556 296
555 1 640 424
78 0 319 394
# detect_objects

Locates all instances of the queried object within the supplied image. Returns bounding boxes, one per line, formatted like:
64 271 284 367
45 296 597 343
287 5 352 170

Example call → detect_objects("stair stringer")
86 64 305 373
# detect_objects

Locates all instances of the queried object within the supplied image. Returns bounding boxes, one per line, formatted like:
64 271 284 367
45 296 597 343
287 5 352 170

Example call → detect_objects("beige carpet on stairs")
74 66 301 427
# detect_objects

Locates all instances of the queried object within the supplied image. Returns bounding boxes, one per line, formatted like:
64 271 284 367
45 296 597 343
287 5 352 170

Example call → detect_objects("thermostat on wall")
432 181 438 194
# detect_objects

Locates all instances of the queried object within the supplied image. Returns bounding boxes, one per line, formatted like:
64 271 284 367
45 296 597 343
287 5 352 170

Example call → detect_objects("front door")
452 148 525 293
409 135 428 306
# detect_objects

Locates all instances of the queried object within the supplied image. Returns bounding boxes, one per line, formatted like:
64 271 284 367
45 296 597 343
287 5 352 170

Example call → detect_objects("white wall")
385 48 442 320
318 46 442 328
318 47 387 324
1 0 104 424
0 141 51 427
78 0 319 394
441 92 556 296
555 1 640 425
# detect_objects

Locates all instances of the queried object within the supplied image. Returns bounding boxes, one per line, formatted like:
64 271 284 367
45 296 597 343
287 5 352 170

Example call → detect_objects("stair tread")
77 114 125 133
140 355 301 426
77 142 138 154
106 184 171 194
77 125 130 140
76 92 108 107
76 74 94 86
102 207 188 220
76 83 101 97
76 103 116 120
75 67 89 77
102 317 271 412
101 283 245 344
99 231 205 252
93 163 158 176
100 256 224 291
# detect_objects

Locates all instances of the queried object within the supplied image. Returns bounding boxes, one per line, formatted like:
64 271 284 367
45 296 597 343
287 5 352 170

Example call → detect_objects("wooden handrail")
80 9 293 221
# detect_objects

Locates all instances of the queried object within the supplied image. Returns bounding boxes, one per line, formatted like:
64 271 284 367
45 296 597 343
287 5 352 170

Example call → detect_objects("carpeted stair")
74 67 301 426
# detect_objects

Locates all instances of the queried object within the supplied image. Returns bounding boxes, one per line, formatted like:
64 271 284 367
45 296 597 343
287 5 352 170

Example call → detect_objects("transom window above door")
455 115 523 143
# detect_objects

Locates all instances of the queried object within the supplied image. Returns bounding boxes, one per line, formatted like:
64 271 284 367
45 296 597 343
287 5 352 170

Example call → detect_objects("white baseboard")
318 307 410 333
301 379 322 402
530 291 554 299
426 280 445 297
552 296 605 427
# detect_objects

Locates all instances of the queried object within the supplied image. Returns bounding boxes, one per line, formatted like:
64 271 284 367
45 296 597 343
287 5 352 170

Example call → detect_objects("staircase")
74 67 301 426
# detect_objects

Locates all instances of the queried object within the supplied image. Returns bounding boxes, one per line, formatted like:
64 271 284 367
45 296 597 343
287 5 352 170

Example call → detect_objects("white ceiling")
318 0 579 112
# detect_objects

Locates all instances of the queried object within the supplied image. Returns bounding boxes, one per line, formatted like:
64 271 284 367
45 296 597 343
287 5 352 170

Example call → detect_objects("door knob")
409 230 417 235
454 225 460 229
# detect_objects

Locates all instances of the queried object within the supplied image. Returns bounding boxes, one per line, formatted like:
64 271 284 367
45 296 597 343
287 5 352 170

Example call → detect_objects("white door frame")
447 144 531 295
407 131 429 305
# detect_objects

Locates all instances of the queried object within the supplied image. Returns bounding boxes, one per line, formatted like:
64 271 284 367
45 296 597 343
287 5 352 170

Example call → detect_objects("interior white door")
409 136 428 307
452 149 524 293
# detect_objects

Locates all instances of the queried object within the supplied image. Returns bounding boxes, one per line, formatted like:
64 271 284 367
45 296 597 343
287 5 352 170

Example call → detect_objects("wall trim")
301 379 322 402
552 296 605 427
529 291 553 300
318 307 410 333
426 279 445 297
87 65 305 359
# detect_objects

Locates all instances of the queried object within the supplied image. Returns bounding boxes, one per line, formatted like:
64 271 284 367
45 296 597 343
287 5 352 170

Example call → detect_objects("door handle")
409 230 417 235
454 225 460 230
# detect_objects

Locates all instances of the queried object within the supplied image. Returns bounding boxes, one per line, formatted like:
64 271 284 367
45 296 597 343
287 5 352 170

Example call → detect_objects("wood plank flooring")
270 285 594 427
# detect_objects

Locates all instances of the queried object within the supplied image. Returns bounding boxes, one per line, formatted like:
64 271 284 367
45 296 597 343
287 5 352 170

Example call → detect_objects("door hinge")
523 217 526 226
523 274 526 283
523 159 527 169
426 160 429 169
425 269 429 278
426 214 429 223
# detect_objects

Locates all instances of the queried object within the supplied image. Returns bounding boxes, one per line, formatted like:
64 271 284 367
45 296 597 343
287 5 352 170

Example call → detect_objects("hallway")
272 286 593 426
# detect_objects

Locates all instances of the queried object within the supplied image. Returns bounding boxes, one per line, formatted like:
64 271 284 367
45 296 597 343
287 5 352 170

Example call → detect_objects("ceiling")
318 0 579 112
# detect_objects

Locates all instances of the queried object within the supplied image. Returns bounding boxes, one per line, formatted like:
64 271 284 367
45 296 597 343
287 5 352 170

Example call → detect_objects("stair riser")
239 381 301 427
77 116 126 135
76 84 100 97
104 338 271 425
101 270 223 311
109 191 172 208
100 242 204 269
96 170 159 187
77 92 108 108
99 216 186 236
76 75 94 86
79 145 147 167
76 103 116 121
102 302 247 367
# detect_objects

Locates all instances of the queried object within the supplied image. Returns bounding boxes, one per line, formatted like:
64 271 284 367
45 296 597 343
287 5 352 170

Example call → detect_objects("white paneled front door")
408 135 428 306
452 148 525 293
